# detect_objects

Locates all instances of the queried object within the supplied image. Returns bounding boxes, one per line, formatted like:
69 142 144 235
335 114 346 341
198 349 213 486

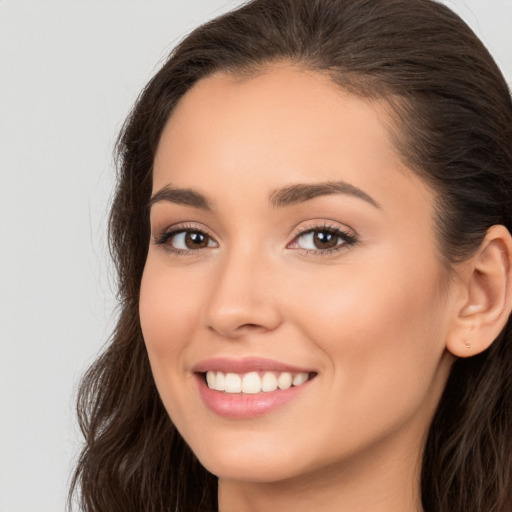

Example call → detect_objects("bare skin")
139 65 512 512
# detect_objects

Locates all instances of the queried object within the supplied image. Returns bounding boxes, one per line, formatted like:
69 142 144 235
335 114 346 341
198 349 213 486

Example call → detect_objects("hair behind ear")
423 225 512 510
422 320 512 512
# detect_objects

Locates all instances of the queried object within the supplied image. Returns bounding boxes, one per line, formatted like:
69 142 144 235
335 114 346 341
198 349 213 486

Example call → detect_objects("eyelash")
153 222 358 256
153 223 214 256
290 223 358 255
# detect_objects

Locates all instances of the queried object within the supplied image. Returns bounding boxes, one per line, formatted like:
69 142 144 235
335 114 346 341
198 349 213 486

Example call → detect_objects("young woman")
70 1 512 511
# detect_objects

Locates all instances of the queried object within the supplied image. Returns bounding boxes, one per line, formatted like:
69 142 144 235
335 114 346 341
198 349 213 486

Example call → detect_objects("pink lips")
193 357 315 419
193 356 312 374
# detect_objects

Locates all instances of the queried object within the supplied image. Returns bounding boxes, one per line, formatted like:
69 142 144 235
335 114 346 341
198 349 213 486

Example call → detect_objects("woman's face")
140 66 456 483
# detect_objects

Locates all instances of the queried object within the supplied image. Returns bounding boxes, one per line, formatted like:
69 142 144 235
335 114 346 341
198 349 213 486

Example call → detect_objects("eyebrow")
148 185 211 210
148 180 380 211
269 181 380 209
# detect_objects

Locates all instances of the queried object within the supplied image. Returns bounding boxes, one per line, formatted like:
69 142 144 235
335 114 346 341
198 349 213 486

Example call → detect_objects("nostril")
208 322 264 335
236 323 271 335
205 301 283 338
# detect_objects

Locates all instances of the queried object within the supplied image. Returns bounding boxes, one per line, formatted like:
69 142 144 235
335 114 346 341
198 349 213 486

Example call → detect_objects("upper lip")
192 357 314 374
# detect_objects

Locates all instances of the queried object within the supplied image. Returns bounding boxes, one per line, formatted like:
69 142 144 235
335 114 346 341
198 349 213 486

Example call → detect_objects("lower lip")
195 374 312 419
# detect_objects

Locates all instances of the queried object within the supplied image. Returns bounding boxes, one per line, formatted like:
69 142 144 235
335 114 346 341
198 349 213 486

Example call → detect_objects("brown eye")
312 231 338 249
291 227 357 253
184 231 209 249
159 229 217 252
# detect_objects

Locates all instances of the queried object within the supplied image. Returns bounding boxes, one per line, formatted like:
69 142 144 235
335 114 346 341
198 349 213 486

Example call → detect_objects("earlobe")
446 225 512 358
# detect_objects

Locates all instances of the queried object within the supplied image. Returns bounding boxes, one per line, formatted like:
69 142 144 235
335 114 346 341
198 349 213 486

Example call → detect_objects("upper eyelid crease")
153 222 212 240
153 225 217 249
292 225 357 241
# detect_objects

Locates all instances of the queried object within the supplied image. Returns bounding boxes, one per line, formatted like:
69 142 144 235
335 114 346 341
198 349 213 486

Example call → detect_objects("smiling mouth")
203 370 316 394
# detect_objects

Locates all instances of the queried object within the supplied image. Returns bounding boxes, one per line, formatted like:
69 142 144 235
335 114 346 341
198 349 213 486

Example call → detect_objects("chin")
203 458 303 483
191 436 311 483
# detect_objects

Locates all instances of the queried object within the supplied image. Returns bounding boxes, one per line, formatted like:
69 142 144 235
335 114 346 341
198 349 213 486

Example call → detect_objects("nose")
203 249 283 339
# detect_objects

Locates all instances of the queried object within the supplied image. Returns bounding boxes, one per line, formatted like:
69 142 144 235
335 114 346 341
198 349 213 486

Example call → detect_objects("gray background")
1 1 511 510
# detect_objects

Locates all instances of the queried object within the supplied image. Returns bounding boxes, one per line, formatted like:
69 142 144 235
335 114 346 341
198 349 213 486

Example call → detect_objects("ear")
446 225 512 358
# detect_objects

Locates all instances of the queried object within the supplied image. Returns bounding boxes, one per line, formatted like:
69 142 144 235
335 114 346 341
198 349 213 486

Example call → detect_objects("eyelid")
152 222 219 253
151 219 358 256
287 221 358 254
289 220 356 239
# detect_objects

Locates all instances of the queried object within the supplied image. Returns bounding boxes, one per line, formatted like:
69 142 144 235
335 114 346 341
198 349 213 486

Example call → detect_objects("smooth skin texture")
140 66 512 512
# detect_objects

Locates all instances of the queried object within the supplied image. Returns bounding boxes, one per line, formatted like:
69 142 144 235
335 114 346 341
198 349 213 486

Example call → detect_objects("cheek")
139 259 208 427
286 250 449 411
138 259 203 395
140 260 199 352
293 260 441 341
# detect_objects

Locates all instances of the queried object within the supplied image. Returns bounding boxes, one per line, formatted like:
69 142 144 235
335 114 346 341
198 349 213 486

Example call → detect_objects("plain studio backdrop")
0 1 510 510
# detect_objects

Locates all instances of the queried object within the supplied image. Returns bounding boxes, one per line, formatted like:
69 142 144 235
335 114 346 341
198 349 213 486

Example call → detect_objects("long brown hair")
70 1 512 510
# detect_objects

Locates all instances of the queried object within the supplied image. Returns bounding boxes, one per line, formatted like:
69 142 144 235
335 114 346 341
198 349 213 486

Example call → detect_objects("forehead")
153 65 433 221
157 66 397 165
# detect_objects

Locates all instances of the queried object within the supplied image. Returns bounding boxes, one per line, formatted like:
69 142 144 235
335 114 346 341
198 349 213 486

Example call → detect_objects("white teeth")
206 371 216 389
292 372 308 386
261 371 278 392
205 370 311 394
214 371 226 391
225 373 242 393
277 372 292 390
242 372 261 394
